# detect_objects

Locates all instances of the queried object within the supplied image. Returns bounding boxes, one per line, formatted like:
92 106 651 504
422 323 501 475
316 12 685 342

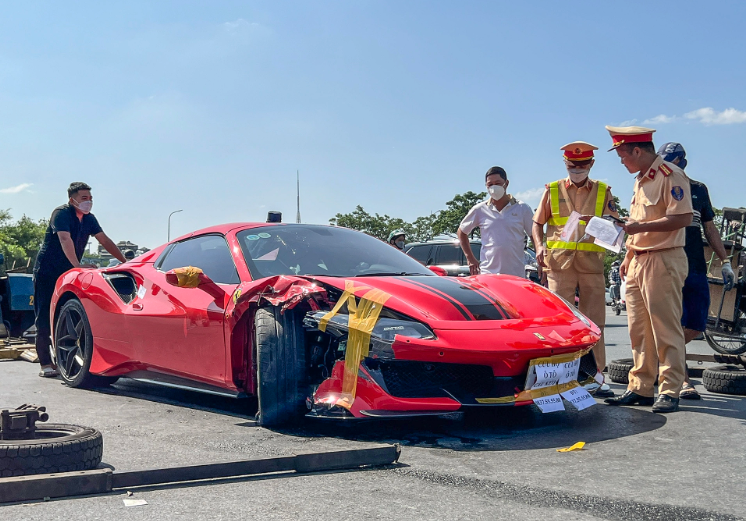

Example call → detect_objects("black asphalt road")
2 307 744 520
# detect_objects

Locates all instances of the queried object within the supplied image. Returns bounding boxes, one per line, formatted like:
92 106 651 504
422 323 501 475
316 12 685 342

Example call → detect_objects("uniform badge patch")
608 200 617 212
671 186 684 201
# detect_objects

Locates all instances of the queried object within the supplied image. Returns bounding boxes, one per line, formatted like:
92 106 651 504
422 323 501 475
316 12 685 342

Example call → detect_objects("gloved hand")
722 262 736 291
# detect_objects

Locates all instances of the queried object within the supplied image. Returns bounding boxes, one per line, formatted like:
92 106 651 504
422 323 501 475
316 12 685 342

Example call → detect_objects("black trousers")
33 270 61 366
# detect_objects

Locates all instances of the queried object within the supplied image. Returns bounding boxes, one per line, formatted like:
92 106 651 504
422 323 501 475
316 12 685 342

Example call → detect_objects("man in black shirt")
34 182 126 377
657 143 735 399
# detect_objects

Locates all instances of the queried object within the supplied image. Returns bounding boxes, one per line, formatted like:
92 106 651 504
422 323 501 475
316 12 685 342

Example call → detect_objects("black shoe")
652 394 679 413
604 391 654 406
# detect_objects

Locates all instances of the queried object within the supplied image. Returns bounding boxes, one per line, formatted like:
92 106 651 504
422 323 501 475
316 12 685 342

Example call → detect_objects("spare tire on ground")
702 365 746 396
607 359 664 385
0 424 103 477
607 359 634 384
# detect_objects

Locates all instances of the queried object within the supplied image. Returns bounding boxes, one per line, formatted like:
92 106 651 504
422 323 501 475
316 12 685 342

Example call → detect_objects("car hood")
310 274 585 328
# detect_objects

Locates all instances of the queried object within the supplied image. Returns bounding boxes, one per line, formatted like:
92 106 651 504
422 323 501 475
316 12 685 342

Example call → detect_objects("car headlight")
371 318 435 341
304 311 435 340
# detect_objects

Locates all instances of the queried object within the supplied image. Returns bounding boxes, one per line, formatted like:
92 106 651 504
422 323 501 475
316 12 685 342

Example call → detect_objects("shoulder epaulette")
659 163 672 176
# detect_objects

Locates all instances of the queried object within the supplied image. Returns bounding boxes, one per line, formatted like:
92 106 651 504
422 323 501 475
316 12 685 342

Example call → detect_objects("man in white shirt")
458 166 534 277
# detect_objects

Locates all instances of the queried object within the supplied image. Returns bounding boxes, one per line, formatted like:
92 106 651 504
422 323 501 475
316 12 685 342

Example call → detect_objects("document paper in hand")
585 217 624 253
559 211 582 242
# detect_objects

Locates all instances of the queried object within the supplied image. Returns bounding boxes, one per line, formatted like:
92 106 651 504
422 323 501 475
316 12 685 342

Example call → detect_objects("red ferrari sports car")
50 223 601 425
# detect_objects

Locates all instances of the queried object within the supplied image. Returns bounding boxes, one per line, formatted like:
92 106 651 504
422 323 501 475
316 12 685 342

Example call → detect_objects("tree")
330 191 486 244
0 210 48 273
431 191 486 238
611 195 629 218
409 213 437 243
329 205 408 242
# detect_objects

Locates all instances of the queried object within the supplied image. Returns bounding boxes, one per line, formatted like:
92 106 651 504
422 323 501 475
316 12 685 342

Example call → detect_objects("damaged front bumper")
303 310 598 419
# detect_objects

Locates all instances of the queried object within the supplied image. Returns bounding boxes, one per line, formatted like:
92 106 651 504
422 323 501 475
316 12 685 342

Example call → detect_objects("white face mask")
487 184 505 200
74 200 93 214
568 168 590 184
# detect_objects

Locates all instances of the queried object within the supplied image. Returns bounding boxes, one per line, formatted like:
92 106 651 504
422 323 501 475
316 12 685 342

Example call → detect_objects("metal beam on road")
0 469 113 504
0 444 401 504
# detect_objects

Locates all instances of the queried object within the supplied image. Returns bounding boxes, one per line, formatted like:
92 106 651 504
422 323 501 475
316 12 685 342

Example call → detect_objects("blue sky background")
1 1 745 250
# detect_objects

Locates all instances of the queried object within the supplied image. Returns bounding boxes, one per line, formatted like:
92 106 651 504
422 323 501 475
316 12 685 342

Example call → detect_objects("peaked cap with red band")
561 141 598 162
605 125 656 151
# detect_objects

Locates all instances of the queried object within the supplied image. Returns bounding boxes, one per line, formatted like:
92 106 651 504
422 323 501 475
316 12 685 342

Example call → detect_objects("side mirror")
428 266 447 277
165 267 226 301
165 266 210 288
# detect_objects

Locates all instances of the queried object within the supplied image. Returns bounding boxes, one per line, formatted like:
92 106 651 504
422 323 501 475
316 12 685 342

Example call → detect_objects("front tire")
254 307 308 427
55 299 117 388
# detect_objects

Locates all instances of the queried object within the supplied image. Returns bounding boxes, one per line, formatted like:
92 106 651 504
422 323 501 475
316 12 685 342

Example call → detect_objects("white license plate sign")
525 356 596 413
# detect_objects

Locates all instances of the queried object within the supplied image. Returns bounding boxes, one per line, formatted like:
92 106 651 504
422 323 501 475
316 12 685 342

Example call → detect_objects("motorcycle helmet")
387 229 406 244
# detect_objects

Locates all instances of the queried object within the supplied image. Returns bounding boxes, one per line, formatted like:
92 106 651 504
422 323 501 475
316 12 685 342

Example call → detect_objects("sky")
1 1 745 251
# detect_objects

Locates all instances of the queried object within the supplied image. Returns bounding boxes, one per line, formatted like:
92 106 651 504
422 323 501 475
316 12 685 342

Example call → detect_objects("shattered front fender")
224 276 330 394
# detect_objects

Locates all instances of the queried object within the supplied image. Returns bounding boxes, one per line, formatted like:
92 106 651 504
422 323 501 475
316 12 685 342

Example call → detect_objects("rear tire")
702 364 746 395
254 307 308 427
0 424 103 477
54 299 118 388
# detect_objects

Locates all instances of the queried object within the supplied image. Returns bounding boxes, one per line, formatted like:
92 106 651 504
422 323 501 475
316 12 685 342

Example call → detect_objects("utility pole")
296 170 301 224
168 209 183 241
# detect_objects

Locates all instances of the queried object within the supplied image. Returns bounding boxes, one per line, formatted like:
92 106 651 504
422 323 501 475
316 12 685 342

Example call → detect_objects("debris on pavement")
556 442 585 452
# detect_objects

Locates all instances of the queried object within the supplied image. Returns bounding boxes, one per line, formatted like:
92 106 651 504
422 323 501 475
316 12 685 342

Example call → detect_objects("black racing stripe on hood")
399 277 505 321
400 278 473 320
457 279 510 319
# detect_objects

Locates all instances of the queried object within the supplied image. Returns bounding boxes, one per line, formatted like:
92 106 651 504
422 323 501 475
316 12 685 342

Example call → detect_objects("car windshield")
238 225 434 279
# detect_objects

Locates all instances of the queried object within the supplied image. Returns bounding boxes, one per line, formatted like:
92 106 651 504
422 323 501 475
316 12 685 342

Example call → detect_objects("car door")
132 234 240 385
435 244 466 276
404 245 434 266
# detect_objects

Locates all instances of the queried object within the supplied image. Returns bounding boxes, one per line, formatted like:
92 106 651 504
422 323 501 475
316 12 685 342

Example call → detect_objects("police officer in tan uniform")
603 126 693 413
533 142 619 397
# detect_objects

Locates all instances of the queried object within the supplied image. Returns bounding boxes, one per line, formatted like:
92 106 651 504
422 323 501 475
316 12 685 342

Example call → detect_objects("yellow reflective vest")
545 180 608 273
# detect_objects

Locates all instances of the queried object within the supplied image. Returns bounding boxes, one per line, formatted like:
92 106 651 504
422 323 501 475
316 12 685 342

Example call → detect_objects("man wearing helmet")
388 229 407 250
609 259 622 301
657 142 735 399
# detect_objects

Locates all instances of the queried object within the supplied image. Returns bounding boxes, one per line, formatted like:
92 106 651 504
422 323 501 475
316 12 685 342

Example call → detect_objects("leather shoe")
604 390 654 406
652 394 679 413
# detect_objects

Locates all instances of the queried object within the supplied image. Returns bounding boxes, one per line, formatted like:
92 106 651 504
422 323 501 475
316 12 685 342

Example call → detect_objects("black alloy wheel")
55 299 115 388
